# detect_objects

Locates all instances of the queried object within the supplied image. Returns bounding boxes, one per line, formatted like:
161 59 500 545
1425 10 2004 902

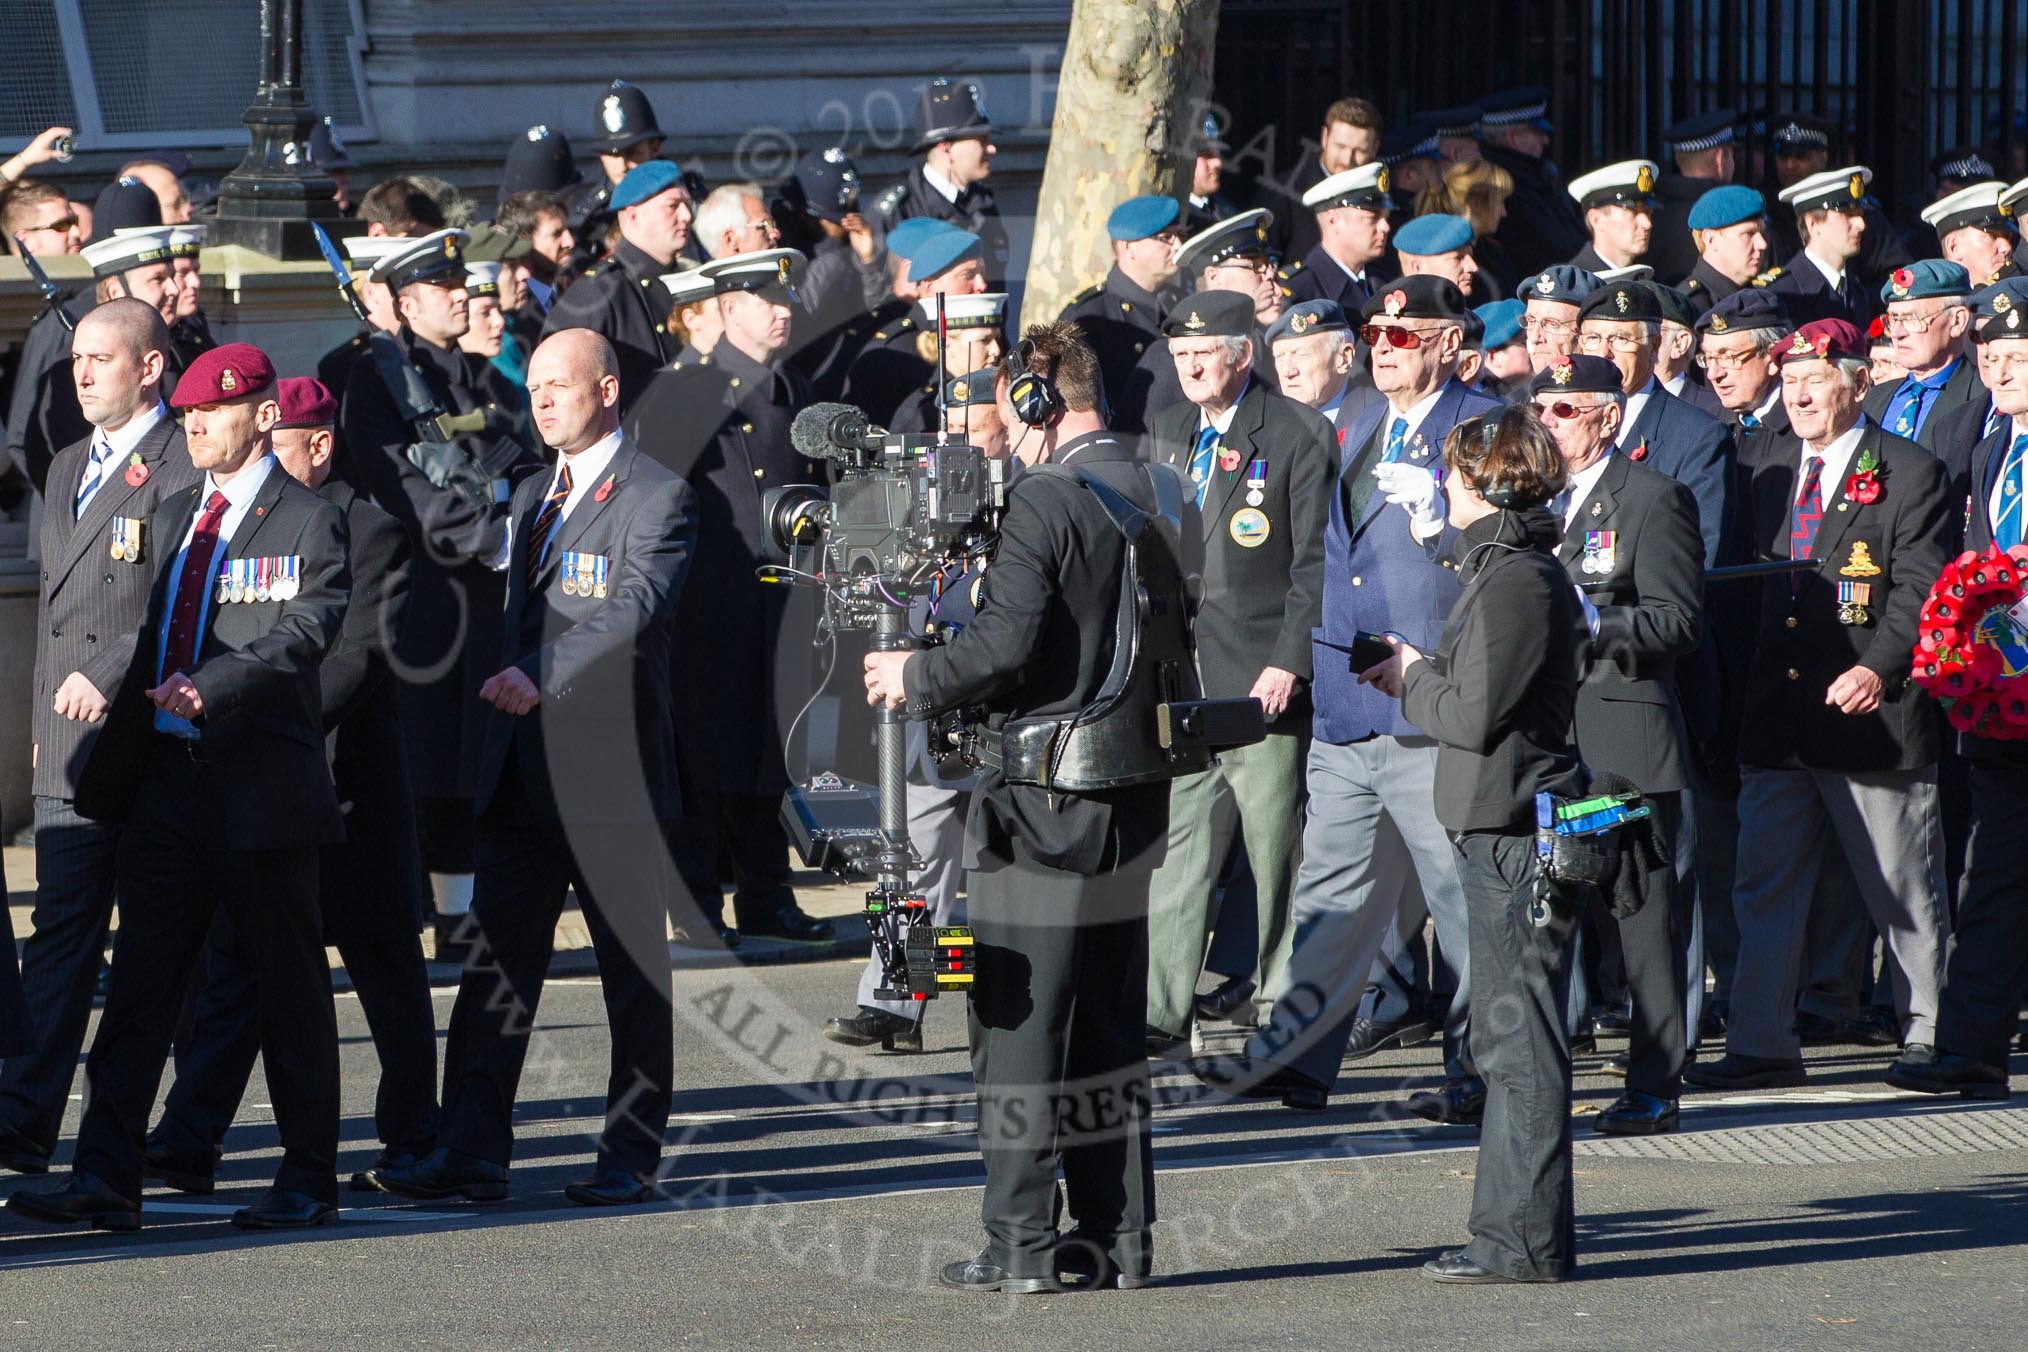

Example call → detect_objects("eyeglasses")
1577 331 1650 354
1361 324 1431 350
1522 317 1576 337
1884 308 1955 335
1535 400 1605 420
1696 347 1767 370
1212 255 1276 276
23 214 78 234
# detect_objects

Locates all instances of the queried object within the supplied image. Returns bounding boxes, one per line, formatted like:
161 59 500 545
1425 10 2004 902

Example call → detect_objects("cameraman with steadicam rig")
862 322 1185 1294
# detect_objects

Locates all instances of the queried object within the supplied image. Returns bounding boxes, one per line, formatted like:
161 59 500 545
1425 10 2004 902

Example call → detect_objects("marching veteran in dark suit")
1890 286 2028 1101
1141 291 1333 1045
1537 354 1705 1135
146 377 439 1193
371 329 697 1208
0 301 198 1177
1688 318 1953 1090
8 342 353 1233
625 248 836 944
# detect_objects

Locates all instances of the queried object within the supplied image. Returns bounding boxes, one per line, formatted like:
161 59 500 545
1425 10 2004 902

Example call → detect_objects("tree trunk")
1020 0 1221 330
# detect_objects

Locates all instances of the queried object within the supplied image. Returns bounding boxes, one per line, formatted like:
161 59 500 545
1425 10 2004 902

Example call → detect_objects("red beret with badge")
273 376 338 429
169 341 277 408
1771 318 1865 366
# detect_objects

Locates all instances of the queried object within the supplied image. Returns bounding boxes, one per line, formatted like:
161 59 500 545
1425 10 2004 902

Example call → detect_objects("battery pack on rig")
866 889 975 1001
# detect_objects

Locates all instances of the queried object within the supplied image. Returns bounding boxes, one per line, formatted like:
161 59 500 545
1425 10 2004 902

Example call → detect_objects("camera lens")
53 134 75 163
760 484 828 563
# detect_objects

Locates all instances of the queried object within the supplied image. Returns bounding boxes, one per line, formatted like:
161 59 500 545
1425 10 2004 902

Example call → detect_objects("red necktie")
161 490 229 681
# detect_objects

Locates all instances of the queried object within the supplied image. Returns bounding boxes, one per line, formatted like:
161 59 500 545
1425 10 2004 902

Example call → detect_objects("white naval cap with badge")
697 246 808 303
81 225 176 280
1301 163 1390 215
1567 159 1660 210
1777 165 1873 216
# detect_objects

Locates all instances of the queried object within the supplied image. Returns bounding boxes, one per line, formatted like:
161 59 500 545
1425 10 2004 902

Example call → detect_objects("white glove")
1373 461 1446 538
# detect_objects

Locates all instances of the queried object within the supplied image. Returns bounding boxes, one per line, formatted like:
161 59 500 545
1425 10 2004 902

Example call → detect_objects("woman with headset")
1360 403 1589 1285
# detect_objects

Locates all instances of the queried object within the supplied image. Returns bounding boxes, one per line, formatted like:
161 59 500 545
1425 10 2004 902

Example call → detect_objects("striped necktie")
525 463 573 585
1996 434 2028 552
1187 425 1218 507
1790 455 1825 592
74 436 115 520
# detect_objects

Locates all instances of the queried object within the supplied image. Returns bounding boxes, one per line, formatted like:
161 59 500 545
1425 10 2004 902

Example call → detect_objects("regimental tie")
1790 454 1825 593
74 435 115 520
1891 377 1926 438
161 491 229 682
1739 412 1760 432
1383 417 1408 464
526 462 573 585
1996 434 2028 552
1187 425 1218 507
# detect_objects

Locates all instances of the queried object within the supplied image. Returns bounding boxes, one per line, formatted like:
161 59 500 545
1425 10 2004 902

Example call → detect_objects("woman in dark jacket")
1362 404 1588 1284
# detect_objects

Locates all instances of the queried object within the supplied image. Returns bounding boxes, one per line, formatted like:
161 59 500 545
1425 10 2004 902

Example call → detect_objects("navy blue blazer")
1620 382 1740 569
1312 377 1501 744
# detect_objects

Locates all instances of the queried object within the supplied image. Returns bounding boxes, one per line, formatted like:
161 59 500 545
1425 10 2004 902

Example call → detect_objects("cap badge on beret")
1788 330 1814 355
1551 358 1573 385
1184 311 1207 332
1635 164 1655 194
1890 267 1913 297
1848 174 1864 199
1615 289 1630 313
1710 313 1729 332
2013 310 2023 332
951 379 969 401
1997 293 2014 314
1376 166 1391 194
1383 290 1407 317
219 368 238 393
1536 272 1556 295
1290 312 1313 333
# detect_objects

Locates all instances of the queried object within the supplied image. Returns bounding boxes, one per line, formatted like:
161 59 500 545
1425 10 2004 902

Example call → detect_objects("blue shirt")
1880 357 1962 440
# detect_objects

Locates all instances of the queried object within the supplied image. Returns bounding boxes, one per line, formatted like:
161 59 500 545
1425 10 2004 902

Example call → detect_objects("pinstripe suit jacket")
31 416 198 799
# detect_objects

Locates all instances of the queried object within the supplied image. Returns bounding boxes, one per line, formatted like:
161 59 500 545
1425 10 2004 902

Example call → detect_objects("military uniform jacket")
1754 254 1870 329
1279 244 1374 314
75 465 352 850
790 296 906 405
541 237 683 410
315 477 423 935
338 327 544 799
797 233 891 355
474 438 698 826
624 343 830 797
839 306 967 427
901 432 1173 874
1681 257 1743 320
1482 145 1588 278
1738 423 1950 772
870 164 1011 287
32 417 200 799
1558 452 1704 793
1147 380 1334 723
1862 355 1985 509
1313 379 1499 744
6 302 89 494
1060 265 1177 411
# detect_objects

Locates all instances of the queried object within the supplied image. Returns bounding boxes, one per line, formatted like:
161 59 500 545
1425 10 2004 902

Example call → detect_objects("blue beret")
1695 286 1789 334
1522 264 1602 306
1262 299 1349 347
1475 298 1525 350
1686 184 1766 232
1881 258 1972 304
885 216 957 261
1393 213 1474 256
907 226 982 282
1106 195 1183 242
610 159 682 211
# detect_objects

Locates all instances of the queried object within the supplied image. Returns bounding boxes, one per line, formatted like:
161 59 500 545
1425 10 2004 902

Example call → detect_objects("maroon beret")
169 341 277 408
1772 318 1865 366
273 376 338 429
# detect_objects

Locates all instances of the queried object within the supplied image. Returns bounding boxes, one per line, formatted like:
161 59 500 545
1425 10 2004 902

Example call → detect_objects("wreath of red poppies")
1911 545 2028 738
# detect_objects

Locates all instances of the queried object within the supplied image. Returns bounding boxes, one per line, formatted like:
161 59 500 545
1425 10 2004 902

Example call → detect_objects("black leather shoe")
1792 1010 1842 1046
1595 1090 1680 1135
1698 1008 1728 1041
1343 1014 1438 1061
1842 1006 1901 1047
350 1149 426 1192
1404 1078 1486 1125
1592 1005 1634 1036
6 1171 141 1231
735 905 835 943
1886 1050 2009 1100
1057 1231 1153 1289
1189 1054 1328 1110
365 1146 508 1202
1422 1247 1561 1283
1683 1052 1807 1090
1194 975 1256 1024
823 1007 923 1053
1599 1053 1629 1078
0 1122 50 1176
142 1139 218 1195
564 1169 659 1206
230 1188 338 1230
939 1252 1061 1294
1145 1027 1190 1059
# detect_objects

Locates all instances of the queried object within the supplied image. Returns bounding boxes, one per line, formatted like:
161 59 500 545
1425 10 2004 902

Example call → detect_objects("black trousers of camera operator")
966 839 1157 1280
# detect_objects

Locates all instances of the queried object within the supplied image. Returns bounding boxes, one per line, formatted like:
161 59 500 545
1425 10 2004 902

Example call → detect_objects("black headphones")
1006 339 1064 428
1466 414 1528 509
